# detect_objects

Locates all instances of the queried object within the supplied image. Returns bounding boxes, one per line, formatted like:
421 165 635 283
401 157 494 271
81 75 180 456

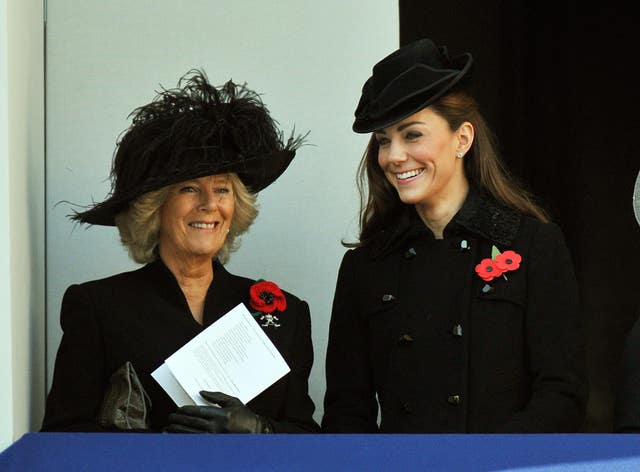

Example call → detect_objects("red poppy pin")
249 279 287 328
475 246 522 282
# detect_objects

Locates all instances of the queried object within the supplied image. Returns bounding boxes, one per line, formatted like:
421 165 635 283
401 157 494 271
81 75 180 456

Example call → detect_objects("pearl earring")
456 151 463 159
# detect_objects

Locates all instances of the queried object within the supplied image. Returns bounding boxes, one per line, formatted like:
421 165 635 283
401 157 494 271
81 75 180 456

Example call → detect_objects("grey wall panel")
46 0 398 423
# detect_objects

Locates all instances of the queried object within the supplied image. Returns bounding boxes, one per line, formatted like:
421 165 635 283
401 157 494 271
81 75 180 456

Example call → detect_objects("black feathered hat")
352 38 473 133
72 69 304 226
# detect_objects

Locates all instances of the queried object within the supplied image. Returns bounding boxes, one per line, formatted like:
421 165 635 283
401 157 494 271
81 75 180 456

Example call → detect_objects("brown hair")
351 91 549 247
115 173 258 263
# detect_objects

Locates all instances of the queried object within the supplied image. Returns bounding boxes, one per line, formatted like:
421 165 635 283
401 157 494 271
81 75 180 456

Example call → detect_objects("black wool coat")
322 190 588 433
42 259 319 433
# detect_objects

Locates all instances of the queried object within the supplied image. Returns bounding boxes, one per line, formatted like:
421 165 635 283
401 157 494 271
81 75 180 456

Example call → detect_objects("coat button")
451 324 463 337
460 239 470 251
401 402 414 414
404 247 417 259
397 333 414 345
481 284 494 294
382 294 396 302
447 395 461 405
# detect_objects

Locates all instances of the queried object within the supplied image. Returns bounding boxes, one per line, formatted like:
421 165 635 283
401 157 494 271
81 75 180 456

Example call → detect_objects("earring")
456 152 463 159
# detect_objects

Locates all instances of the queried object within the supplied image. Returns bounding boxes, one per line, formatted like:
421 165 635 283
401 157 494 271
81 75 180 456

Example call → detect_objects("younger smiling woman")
42 70 319 433
322 38 588 433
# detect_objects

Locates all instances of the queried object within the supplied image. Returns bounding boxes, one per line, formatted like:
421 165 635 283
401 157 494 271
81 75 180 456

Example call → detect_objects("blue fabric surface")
1 433 639 471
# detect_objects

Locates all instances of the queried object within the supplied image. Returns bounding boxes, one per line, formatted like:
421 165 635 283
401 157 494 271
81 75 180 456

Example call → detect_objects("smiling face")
158 174 235 265
375 107 472 209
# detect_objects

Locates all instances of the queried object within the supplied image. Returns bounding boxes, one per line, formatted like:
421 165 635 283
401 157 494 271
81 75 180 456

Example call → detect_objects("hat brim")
353 52 473 133
72 149 295 226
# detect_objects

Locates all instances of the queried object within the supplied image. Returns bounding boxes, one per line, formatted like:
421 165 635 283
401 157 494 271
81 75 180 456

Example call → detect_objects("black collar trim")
451 189 520 246
372 188 521 257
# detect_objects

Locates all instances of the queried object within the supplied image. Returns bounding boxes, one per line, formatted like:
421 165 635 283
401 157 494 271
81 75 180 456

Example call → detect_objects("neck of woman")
160 250 214 324
415 178 469 239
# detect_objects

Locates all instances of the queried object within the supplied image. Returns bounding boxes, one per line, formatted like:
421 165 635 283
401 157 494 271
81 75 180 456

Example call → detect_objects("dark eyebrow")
374 121 424 134
397 121 424 132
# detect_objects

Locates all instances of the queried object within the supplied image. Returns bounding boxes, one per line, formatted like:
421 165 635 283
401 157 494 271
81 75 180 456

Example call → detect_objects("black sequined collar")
447 187 520 245
372 188 521 257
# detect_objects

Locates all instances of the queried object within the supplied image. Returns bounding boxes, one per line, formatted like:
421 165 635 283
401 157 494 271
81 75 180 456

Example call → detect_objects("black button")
447 395 461 405
451 324 463 337
401 402 414 414
397 334 414 345
382 294 396 302
404 247 417 259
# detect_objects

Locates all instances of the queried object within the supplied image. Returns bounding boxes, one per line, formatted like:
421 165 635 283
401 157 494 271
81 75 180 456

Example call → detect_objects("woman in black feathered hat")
322 38 588 433
42 69 319 433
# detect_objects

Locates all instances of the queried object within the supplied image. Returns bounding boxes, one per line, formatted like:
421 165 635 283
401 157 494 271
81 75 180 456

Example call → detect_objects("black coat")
42 259 319 433
322 190 588 433
614 311 640 432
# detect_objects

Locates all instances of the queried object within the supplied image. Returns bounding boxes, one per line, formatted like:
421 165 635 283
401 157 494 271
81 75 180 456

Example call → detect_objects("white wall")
46 0 398 424
0 0 45 450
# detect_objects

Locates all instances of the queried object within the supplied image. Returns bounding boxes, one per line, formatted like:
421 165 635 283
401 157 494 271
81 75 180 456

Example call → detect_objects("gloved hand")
166 391 273 434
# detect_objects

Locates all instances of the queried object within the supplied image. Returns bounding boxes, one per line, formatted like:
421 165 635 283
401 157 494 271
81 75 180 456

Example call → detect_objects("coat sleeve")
322 250 379 433
268 299 321 433
614 312 640 432
497 222 589 432
41 284 111 432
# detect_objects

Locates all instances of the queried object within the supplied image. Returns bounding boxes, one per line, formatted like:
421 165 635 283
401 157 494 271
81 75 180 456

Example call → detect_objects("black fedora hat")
72 69 304 226
353 38 473 133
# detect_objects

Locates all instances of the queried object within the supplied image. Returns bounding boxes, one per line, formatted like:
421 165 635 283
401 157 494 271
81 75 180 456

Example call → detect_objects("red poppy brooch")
249 279 287 328
475 245 522 282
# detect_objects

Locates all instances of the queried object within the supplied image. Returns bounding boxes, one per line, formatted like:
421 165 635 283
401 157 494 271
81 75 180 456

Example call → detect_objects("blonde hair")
115 173 258 264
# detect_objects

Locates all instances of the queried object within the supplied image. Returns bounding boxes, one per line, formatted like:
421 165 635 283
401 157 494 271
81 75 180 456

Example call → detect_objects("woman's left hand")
166 391 273 434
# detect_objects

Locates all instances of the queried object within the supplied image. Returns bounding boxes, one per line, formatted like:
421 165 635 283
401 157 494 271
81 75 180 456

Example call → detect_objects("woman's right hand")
165 391 273 434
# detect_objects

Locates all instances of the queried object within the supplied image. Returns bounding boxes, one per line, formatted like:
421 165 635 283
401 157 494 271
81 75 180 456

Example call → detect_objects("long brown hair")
350 91 549 247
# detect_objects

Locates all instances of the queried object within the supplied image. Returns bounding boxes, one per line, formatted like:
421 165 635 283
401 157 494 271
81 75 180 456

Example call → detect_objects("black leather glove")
166 391 273 434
